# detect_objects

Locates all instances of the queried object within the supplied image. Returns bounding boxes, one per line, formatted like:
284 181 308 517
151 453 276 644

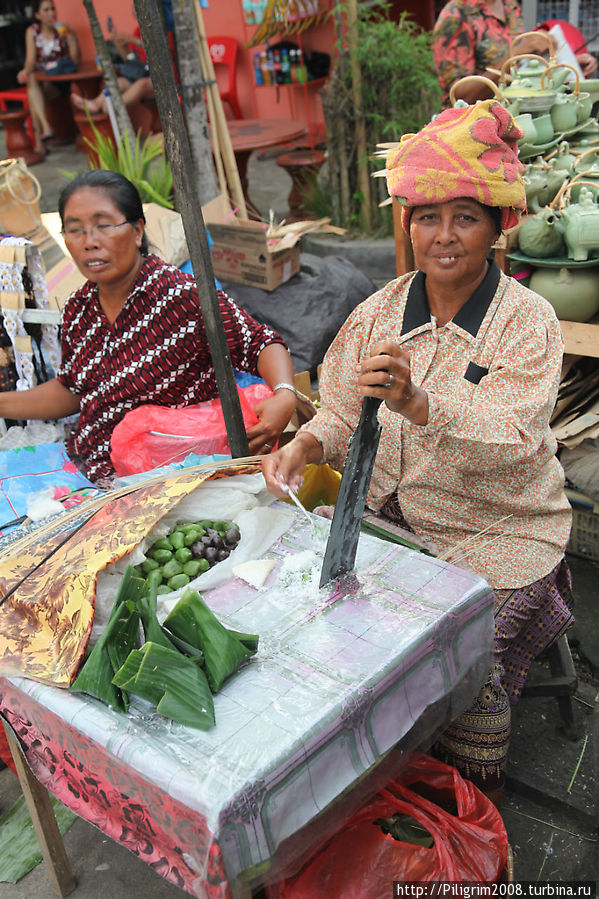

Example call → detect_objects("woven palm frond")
248 0 328 46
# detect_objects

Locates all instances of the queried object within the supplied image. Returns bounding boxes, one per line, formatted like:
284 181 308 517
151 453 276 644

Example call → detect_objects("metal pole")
103 89 121 145
133 0 250 457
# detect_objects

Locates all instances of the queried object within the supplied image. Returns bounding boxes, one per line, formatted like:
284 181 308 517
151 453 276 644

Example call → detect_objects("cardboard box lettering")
206 220 300 291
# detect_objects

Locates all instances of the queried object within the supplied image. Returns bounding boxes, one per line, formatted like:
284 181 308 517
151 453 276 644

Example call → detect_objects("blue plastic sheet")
0 443 94 533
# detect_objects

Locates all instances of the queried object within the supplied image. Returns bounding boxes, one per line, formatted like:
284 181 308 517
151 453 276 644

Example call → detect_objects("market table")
34 64 103 145
0 470 493 897
219 118 306 216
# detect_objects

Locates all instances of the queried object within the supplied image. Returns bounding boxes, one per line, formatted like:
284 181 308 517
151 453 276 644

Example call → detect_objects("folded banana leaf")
164 630 205 664
373 813 434 847
106 601 141 693
163 591 255 692
70 567 143 710
226 629 259 653
136 581 179 652
112 641 215 730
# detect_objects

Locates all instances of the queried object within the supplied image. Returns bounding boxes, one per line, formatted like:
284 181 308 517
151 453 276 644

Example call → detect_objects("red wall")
56 1 431 130
387 1 436 31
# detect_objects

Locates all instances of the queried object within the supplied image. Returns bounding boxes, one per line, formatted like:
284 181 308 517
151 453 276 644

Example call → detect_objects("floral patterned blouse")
432 0 523 106
301 263 572 590
32 21 70 71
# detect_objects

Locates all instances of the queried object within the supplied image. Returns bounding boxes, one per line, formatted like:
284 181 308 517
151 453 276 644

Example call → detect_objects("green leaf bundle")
163 591 257 692
137 583 180 652
70 567 143 710
112 642 215 730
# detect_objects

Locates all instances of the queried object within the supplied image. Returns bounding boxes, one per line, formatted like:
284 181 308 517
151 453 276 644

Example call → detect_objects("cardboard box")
44 255 85 312
207 219 301 291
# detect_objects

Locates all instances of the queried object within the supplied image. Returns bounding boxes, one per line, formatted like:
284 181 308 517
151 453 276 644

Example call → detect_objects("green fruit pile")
136 520 241 594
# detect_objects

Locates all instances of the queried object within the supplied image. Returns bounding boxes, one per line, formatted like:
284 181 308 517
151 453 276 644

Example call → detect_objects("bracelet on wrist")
272 382 297 397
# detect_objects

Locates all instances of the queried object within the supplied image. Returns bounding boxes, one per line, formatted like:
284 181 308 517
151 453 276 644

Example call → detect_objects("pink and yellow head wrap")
386 100 526 233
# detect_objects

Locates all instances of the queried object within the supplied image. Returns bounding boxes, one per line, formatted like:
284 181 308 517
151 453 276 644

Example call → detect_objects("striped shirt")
57 254 284 480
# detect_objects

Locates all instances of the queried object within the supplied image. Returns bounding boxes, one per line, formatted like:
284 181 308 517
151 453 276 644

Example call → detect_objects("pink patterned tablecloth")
0 513 493 897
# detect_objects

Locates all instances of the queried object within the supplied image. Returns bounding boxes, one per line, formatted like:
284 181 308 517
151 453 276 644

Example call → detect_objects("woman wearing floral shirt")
262 100 573 805
432 0 597 106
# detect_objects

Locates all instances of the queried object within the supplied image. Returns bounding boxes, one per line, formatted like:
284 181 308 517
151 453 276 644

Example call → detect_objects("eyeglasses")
61 221 132 240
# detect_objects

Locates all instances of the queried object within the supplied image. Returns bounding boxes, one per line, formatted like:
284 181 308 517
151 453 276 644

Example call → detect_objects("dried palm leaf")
249 0 328 46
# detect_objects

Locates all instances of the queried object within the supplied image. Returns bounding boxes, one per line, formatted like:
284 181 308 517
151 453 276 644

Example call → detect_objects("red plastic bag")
110 383 273 476
0 726 16 776
268 754 508 897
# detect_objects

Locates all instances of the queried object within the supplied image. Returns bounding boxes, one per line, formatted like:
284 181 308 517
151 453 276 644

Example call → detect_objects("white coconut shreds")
277 549 323 598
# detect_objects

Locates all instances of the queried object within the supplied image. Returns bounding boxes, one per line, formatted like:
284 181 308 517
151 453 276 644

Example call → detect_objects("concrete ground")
0 129 598 896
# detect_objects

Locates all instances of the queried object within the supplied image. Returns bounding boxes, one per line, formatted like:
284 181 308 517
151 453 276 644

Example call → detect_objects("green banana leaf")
137 583 179 652
226 629 260 653
374 813 434 847
112 641 215 730
105 600 141 704
164 591 254 692
70 567 143 709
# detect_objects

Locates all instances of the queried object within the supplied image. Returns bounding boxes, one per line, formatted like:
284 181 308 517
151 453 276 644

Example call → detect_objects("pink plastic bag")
110 383 272 476
268 754 508 897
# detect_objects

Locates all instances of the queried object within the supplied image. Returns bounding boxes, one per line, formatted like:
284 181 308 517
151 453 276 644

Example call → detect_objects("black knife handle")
319 393 384 587
362 395 383 417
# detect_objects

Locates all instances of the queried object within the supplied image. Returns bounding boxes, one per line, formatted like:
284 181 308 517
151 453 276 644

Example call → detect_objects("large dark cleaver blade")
319 396 383 587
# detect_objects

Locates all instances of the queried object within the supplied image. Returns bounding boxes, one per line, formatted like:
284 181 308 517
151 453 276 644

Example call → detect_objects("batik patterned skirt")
379 495 574 791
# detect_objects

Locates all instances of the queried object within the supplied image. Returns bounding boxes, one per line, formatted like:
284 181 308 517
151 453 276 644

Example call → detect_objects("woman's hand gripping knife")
357 340 429 426
261 340 431 500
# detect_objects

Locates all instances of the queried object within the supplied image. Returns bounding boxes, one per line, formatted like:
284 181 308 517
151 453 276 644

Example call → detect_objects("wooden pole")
3 720 77 897
193 1 248 220
331 2 351 224
133 0 250 457
171 0 219 205
82 0 135 155
346 0 372 233
392 198 414 276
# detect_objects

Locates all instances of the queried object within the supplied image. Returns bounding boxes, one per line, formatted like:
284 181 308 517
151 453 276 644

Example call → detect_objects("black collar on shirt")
401 260 501 337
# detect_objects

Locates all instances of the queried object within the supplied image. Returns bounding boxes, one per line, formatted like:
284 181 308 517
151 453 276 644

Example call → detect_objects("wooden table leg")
2 720 77 898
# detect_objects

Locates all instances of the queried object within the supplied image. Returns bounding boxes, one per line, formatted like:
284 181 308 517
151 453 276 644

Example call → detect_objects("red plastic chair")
0 87 35 143
208 36 243 119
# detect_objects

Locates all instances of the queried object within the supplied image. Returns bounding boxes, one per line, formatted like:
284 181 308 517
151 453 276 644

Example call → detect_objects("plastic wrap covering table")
0 513 493 898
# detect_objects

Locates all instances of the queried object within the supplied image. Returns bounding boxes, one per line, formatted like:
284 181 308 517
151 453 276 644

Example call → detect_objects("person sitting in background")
535 17 598 79
432 0 597 106
0 171 297 483
71 71 154 117
262 100 573 806
70 11 163 117
17 0 80 153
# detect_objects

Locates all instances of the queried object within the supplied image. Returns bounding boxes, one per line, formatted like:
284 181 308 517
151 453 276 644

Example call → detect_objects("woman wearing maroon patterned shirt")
0 171 297 481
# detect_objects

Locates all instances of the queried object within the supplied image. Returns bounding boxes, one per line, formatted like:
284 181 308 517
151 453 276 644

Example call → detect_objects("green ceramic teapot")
551 141 576 175
550 92 578 132
517 207 565 258
501 54 550 91
559 185 599 261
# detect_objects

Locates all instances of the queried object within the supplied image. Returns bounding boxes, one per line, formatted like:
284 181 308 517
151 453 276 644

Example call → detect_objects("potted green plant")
66 115 174 209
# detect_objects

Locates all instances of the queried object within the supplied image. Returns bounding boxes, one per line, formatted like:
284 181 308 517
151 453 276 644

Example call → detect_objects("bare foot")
71 93 102 115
